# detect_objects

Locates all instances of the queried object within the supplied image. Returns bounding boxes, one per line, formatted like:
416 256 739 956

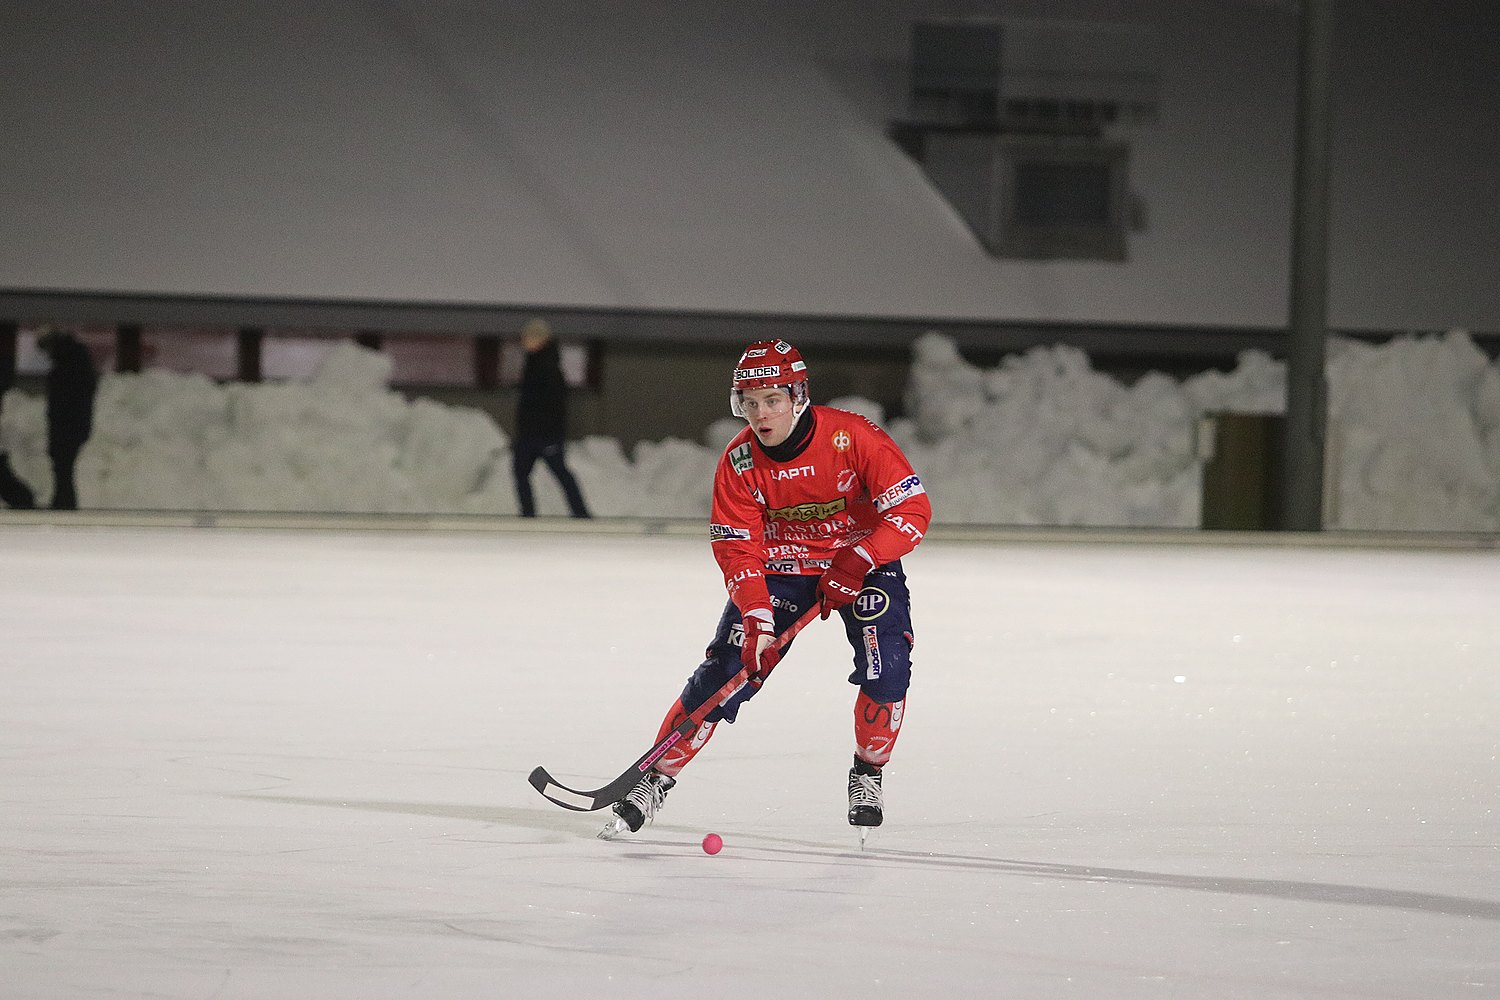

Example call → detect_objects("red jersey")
710 405 932 616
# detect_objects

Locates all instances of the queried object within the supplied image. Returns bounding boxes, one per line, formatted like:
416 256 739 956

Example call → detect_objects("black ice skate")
598 770 675 840
848 757 883 847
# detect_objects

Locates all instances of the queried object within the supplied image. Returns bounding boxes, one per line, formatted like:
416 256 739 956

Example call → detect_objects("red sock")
652 698 718 777
854 690 905 767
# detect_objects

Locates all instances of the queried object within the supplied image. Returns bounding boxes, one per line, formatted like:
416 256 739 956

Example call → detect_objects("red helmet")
730 339 810 418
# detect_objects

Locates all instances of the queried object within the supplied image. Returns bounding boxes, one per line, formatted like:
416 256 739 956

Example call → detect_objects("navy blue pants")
681 561 914 724
512 436 590 518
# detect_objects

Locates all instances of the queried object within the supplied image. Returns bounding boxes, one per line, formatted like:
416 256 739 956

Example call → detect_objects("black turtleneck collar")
756 406 816 463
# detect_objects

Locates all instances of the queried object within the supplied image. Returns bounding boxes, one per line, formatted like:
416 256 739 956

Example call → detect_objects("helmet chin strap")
789 378 811 419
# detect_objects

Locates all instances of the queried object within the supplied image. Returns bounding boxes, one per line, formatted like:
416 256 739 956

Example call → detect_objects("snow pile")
1327 331 1500 530
5 343 510 515
888 335 1266 526
2 331 1497 530
888 330 1499 529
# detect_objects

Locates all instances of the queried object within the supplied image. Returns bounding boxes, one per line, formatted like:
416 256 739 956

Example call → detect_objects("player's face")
740 387 797 446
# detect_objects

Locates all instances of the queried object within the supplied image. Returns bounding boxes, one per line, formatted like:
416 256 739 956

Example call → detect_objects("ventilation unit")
896 17 1159 261
910 17 1159 129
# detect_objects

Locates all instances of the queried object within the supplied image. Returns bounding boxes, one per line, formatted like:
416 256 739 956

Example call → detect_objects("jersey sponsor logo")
852 586 890 622
766 543 811 559
730 442 753 474
831 429 851 453
752 488 766 504
774 520 852 541
884 512 925 542
710 522 751 542
836 469 858 493
862 625 882 680
874 474 925 512
771 464 815 480
735 365 781 381
767 497 847 522
766 558 798 573
770 593 801 614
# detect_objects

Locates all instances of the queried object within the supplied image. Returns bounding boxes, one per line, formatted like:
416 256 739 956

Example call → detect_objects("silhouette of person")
36 328 97 510
511 318 590 518
0 362 36 509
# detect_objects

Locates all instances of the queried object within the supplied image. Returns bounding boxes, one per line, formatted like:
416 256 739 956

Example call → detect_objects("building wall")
2 1 1496 333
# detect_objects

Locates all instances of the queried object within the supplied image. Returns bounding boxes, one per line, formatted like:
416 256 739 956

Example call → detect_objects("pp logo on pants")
852 587 889 621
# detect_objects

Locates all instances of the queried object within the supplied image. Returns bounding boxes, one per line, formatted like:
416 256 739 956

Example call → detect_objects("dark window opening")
1014 161 1113 227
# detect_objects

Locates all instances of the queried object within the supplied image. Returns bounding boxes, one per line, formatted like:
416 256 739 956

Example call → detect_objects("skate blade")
597 816 629 840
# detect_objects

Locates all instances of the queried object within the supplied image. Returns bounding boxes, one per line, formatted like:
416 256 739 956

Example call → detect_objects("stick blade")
527 765 633 812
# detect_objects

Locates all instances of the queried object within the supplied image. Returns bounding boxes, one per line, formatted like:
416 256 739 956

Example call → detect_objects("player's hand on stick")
817 546 874 619
739 608 779 684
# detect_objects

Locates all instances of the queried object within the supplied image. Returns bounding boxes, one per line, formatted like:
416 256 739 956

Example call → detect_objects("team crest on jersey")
831 429 851 452
767 497 847 522
730 442 753 474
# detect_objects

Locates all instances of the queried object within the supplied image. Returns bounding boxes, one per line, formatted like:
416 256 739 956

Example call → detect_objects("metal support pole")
237 327 264 383
0 321 17 389
115 323 144 373
1282 0 1334 531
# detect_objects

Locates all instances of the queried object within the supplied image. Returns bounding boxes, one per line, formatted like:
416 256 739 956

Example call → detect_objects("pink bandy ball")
701 833 723 855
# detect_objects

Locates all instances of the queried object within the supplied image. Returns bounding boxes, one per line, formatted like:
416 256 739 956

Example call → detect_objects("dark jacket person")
512 318 590 518
37 329 97 510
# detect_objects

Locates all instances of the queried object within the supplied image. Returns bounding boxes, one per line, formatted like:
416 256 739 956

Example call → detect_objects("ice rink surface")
2 523 1497 999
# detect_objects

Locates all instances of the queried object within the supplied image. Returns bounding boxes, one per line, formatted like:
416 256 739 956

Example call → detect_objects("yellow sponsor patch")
767 497 847 522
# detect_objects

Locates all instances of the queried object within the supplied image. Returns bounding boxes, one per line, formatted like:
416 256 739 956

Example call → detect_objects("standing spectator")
36 328 97 510
512 318 590 518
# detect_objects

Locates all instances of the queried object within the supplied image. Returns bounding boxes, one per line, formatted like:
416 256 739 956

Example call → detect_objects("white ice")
2 523 1496 999
4 329 1498 530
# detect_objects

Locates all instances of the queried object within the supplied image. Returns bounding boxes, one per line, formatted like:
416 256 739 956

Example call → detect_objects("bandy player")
599 340 932 840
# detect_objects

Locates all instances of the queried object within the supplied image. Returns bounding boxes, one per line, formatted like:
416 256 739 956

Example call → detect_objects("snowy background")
3 331 1498 531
